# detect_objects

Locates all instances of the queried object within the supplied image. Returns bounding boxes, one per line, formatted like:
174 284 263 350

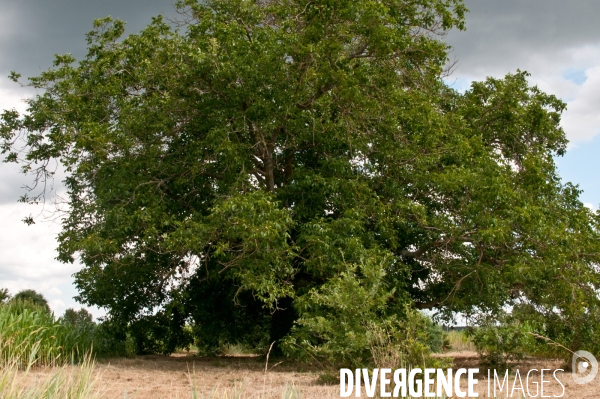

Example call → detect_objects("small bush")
424 319 448 353
468 322 533 371
282 254 451 370
90 320 137 358
284 303 452 371
367 311 453 370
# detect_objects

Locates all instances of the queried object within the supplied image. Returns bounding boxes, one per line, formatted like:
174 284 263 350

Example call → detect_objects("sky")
1 0 600 319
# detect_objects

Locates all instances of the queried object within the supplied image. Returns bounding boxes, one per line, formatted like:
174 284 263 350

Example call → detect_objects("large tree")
2 0 600 360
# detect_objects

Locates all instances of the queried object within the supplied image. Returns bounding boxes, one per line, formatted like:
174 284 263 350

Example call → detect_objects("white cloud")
0 203 72 279
448 43 600 145
49 298 66 312
0 201 105 319
0 78 31 114
0 78 103 319
560 65 600 143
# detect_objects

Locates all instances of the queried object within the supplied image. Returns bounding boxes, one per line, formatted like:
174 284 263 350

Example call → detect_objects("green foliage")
0 288 9 303
282 255 398 367
424 319 447 354
61 308 94 326
0 304 141 366
2 298 48 316
127 310 194 355
0 301 135 364
2 0 600 365
89 319 137 358
507 302 600 364
11 289 50 313
468 321 533 371
0 302 95 367
368 311 453 370
284 291 449 369
187 286 271 356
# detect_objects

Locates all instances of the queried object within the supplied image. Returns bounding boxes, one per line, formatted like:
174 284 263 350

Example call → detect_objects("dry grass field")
19 350 600 398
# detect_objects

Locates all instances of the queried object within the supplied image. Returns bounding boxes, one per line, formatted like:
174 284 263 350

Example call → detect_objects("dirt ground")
93 353 339 398
26 351 600 398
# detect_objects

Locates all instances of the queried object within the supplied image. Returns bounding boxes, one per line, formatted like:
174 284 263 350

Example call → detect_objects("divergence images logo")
572 350 598 385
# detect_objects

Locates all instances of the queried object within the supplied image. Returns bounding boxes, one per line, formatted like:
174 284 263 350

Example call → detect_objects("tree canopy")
2 0 600 360
61 308 94 326
11 289 51 313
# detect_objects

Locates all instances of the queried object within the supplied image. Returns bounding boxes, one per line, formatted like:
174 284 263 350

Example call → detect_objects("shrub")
468 322 533 371
510 302 600 364
89 320 136 358
424 318 448 353
281 253 451 370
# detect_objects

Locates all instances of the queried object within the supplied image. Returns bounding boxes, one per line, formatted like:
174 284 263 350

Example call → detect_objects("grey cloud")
1 0 174 204
0 161 29 204
446 0 600 77
3 0 599 80
443 1 600 143
0 161 65 205
0 0 174 79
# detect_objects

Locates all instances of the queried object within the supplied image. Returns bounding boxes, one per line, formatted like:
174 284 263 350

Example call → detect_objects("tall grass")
0 301 95 367
446 330 475 352
0 343 102 398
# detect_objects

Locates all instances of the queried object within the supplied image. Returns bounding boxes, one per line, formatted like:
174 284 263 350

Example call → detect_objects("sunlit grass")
0 344 101 399
446 330 475 352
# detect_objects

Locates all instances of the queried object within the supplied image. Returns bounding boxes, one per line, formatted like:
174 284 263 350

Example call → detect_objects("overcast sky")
1 0 600 318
